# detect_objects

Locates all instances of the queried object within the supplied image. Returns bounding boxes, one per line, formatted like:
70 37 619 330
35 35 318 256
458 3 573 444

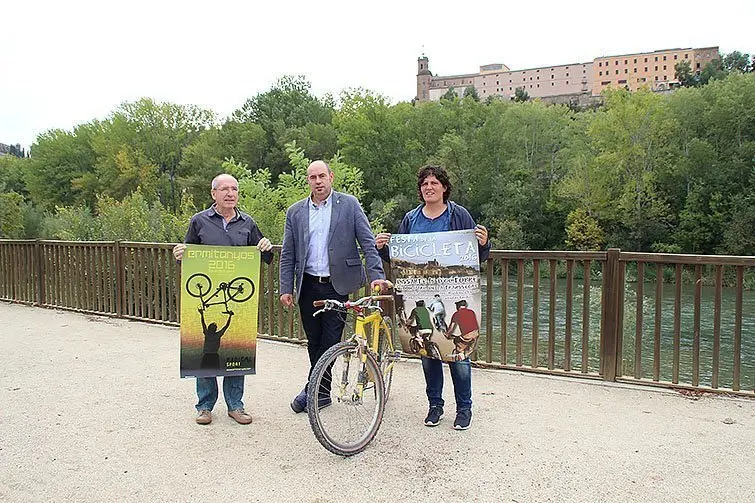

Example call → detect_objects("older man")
279 160 387 413
173 173 273 425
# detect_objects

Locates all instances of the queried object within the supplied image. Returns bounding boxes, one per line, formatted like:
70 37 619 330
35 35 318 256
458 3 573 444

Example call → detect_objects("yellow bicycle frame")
343 306 394 402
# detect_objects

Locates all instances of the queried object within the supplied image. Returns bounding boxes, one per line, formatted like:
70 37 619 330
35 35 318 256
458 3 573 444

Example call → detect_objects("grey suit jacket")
279 191 385 302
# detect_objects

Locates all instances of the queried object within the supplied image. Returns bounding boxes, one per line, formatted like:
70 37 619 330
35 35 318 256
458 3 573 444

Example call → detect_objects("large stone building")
416 46 719 102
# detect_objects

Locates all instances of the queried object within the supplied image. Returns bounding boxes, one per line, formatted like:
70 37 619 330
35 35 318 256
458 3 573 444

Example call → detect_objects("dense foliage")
1 66 754 255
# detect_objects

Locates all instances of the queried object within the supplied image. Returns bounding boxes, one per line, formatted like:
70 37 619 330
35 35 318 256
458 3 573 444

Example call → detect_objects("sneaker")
195 410 212 425
454 410 472 430
424 406 444 427
228 409 253 425
290 389 307 414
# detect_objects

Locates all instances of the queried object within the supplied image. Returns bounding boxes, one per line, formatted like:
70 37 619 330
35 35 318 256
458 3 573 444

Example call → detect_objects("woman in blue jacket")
376 165 490 430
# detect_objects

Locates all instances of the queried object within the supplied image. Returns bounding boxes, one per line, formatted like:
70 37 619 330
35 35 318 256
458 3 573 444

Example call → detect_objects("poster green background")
180 245 261 377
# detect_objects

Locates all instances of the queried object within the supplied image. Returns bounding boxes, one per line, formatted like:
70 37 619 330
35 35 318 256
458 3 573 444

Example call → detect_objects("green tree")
674 60 696 87
463 85 480 101
565 208 606 251
441 87 457 101
0 191 25 238
233 75 334 177
514 87 529 102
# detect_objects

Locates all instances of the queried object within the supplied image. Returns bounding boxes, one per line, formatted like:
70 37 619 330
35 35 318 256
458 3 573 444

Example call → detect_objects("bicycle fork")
336 339 371 405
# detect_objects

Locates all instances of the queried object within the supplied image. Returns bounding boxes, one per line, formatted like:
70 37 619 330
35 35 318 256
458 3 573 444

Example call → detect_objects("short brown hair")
417 165 452 203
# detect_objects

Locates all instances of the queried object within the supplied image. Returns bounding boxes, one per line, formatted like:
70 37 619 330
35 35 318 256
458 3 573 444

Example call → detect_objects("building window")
655 56 658 61
551 75 554 79
664 75 667 80
625 69 628 73
634 58 637 63
615 70 619 75
566 66 569 69
566 81 569 85
685 53 689 59
644 57 648 62
655 66 658 71
696 63 701 69
552 83 554 86
537 84 540 88
615 60 618 65
601 81 610 85
496 80 499 85
566 73 569 77
663 55 667 61
537 76 540 80
644 67 648 72
599 62 602 67
618 79 627 84
663 65 666 70
537 69 540 72
674 54 678 60
599 71 602 76
509 79 512 83
624 59 628 64
655 76 658 81
634 68 637 73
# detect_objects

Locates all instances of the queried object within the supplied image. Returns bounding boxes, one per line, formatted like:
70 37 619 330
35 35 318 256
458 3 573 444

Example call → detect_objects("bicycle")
185 273 255 313
307 285 399 456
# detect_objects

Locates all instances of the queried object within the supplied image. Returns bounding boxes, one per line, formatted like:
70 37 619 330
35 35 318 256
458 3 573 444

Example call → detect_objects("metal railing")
1 240 752 396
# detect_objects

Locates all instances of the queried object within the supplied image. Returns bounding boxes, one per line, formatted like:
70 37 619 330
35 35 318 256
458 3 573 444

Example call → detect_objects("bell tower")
416 55 432 102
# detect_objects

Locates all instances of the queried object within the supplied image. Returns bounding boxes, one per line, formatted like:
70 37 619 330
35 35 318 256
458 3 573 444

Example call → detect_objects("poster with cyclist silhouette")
389 230 481 362
180 245 261 377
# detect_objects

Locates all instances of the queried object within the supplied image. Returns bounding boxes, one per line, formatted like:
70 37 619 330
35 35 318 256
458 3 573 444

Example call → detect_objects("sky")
2 0 754 149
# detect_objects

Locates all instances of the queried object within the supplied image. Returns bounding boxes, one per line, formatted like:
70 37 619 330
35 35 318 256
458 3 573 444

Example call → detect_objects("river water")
480 278 755 390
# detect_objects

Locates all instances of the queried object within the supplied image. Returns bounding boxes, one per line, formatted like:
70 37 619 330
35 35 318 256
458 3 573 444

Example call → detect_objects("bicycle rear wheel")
377 316 396 402
307 341 385 456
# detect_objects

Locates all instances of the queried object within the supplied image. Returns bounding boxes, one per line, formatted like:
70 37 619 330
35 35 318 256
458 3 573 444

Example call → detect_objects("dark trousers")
298 276 348 397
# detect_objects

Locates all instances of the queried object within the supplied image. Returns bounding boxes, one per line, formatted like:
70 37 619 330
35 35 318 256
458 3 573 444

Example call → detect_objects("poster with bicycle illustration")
180 245 261 377
389 230 481 362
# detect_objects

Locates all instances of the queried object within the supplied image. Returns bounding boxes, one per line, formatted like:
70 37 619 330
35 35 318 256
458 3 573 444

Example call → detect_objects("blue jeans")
421 356 472 412
196 376 244 412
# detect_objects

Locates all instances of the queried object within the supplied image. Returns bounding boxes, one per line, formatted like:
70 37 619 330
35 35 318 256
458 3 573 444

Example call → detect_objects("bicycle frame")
201 285 231 311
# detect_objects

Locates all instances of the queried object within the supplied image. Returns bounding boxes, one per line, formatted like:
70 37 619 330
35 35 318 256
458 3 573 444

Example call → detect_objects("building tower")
417 55 432 102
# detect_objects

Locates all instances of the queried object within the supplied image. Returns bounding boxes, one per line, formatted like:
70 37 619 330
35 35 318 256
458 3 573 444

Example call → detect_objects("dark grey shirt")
184 206 273 264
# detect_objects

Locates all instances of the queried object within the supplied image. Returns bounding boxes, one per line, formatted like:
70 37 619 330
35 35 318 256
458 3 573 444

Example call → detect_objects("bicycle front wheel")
308 341 385 457
227 277 254 303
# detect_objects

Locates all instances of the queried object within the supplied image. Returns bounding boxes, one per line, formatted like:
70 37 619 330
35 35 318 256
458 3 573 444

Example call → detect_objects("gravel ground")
1 301 754 502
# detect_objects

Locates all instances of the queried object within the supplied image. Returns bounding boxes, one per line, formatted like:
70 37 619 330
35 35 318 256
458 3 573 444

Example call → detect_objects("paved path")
1 302 754 502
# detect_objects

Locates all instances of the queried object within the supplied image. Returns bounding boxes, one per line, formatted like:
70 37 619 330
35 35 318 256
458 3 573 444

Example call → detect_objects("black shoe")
290 389 307 414
454 410 472 430
424 405 444 427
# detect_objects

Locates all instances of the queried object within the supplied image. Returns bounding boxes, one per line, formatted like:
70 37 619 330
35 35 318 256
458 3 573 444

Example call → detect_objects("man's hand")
257 237 273 253
370 279 392 294
375 232 391 250
474 225 488 247
173 243 187 260
280 293 294 307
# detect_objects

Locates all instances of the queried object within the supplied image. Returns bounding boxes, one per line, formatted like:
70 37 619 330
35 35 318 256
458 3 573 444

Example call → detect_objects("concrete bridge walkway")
1 302 753 502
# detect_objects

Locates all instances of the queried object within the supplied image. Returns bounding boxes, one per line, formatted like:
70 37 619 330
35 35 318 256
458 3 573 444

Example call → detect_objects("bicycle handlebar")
312 293 394 316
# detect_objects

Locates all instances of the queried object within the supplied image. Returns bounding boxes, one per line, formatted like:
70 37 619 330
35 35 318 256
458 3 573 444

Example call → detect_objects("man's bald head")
306 160 334 204
212 173 238 190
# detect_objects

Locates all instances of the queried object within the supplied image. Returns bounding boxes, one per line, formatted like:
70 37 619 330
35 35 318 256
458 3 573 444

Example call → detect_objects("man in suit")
279 160 387 413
